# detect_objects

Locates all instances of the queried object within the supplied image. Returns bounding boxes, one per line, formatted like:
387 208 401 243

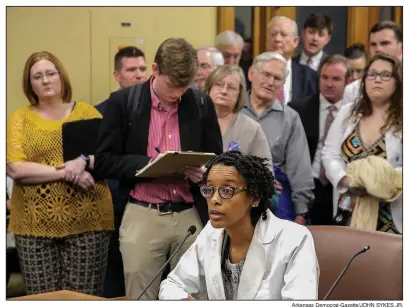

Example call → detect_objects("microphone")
323 245 370 300
137 225 197 300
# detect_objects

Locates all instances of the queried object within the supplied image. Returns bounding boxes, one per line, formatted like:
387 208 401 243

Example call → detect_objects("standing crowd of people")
6 11 402 300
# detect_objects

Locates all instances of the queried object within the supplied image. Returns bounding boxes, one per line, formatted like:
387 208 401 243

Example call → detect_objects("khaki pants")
119 202 203 300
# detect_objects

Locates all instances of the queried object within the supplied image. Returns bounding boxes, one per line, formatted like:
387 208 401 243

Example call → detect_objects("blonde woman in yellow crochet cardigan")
322 54 402 234
6 51 114 295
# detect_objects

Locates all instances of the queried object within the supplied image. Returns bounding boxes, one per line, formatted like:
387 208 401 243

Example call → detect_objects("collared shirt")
312 94 343 179
130 77 194 204
241 95 314 215
283 59 293 104
299 50 324 72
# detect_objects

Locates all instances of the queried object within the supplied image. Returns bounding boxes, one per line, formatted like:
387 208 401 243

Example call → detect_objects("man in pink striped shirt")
95 38 223 299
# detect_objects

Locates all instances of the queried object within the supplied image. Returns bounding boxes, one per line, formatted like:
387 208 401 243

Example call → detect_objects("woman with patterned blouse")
322 54 403 233
6 51 114 295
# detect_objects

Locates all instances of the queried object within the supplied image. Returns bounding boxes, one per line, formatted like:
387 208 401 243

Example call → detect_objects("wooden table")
9 290 108 300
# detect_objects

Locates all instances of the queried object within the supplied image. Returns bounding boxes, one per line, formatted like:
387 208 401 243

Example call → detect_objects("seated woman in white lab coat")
159 151 319 300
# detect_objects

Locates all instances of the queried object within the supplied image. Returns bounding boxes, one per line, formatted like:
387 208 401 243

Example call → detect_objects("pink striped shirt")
130 77 194 204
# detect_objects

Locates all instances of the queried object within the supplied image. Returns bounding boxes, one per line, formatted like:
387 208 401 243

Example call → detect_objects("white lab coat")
322 103 403 233
342 79 361 105
159 210 319 300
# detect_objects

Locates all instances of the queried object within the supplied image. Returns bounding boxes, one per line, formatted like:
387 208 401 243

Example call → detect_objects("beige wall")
6 7 217 116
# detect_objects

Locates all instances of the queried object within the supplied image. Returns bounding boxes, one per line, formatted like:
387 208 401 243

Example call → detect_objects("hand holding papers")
135 151 216 178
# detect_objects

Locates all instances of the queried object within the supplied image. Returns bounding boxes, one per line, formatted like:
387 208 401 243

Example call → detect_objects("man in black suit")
267 16 318 103
289 55 350 225
95 38 222 299
293 13 333 72
95 46 148 298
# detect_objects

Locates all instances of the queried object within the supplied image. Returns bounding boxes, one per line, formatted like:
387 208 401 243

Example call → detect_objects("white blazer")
159 210 319 300
322 103 403 232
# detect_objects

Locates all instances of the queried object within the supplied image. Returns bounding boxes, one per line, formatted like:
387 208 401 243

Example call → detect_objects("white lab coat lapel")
206 230 226 300
385 130 402 168
237 218 276 300
331 116 358 215
385 129 403 233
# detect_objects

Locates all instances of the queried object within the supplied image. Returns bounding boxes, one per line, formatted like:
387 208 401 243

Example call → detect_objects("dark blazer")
291 60 319 101
96 99 109 115
95 100 121 219
288 93 320 163
289 92 335 225
94 79 223 225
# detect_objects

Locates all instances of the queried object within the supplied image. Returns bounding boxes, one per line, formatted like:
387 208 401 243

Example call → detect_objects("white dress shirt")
342 79 361 105
284 59 293 104
299 50 324 72
312 94 342 179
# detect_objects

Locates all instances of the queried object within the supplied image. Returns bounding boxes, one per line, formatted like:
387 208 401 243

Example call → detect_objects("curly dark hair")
202 151 275 225
350 54 402 135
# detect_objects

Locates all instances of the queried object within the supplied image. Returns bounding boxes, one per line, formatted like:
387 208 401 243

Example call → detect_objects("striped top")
130 77 194 204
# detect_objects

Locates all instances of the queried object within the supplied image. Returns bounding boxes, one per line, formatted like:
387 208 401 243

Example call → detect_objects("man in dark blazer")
95 46 148 299
95 38 222 300
289 54 350 225
267 16 318 103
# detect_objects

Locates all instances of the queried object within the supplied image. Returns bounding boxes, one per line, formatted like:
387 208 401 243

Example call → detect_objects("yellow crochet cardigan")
7 102 114 237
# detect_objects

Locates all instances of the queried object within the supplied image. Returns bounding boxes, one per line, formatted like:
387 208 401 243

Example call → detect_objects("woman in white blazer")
322 54 402 233
159 151 319 300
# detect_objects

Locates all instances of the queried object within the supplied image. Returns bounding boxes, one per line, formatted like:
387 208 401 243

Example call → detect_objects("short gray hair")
197 47 216 67
215 31 244 49
206 47 225 66
252 52 289 79
267 16 298 37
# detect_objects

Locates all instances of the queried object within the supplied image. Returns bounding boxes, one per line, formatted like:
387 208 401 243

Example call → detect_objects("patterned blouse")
221 234 245 300
341 123 399 234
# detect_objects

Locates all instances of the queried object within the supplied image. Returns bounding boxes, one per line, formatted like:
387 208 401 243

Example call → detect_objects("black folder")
62 118 102 162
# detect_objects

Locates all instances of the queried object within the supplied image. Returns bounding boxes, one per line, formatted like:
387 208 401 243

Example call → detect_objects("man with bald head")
194 47 217 91
215 30 244 65
267 16 318 103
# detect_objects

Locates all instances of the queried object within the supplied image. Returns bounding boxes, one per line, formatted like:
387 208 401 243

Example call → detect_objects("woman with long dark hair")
322 54 402 233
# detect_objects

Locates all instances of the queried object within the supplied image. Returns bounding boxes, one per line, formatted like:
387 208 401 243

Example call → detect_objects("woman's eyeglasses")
200 185 247 200
366 71 393 81
31 71 60 82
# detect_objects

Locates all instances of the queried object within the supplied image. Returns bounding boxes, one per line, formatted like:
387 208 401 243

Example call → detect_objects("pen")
155 147 161 154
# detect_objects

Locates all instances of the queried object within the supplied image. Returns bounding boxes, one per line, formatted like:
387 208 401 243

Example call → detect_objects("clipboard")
62 118 102 162
135 151 216 178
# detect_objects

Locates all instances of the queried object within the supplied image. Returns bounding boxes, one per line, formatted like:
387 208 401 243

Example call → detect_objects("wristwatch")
80 154 90 171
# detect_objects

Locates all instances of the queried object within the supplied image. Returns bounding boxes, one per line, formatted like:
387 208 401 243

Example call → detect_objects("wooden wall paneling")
217 7 235 34
393 7 403 25
347 7 370 53
270 7 296 21
252 7 262 57
368 7 380 31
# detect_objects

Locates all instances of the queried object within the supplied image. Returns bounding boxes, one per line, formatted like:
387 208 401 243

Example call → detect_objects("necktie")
319 105 336 185
307 57 312 66
278 87 285 104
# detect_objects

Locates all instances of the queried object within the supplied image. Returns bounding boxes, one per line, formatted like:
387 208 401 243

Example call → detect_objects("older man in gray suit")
242 51 314 225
